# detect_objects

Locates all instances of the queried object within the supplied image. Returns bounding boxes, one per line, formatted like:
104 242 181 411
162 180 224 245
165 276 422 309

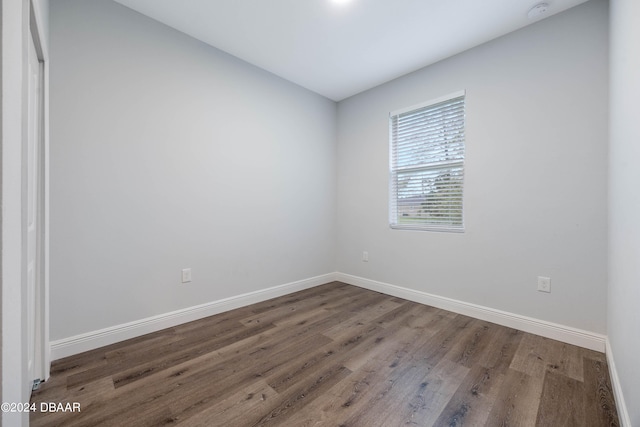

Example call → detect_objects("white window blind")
389 91 465 232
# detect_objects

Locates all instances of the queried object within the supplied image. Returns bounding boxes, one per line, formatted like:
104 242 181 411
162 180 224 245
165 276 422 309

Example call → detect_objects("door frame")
25 0 49 384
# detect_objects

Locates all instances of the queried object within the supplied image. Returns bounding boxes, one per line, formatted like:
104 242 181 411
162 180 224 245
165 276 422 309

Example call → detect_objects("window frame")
389 90 466 233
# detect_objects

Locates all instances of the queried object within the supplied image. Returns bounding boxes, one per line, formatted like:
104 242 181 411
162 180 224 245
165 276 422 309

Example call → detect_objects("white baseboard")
335 272 606 352
51 272 622 419
50 273 337 360
51 271 607 360
606 338 632 427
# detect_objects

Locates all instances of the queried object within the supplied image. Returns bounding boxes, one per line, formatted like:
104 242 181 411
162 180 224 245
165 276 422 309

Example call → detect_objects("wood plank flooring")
30 282 620 426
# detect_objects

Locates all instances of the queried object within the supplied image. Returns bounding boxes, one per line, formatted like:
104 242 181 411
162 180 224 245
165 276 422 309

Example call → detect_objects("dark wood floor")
31 282 619 426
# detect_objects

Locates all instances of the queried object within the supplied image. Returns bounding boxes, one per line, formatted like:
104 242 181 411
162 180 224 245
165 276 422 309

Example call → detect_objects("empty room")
2 0 639 425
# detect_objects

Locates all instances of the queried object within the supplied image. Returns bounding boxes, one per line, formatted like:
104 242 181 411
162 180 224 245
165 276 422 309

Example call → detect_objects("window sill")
389 224 465 233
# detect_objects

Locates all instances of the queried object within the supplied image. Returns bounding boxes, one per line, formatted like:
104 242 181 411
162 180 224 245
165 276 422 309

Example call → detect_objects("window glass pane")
390 93 465 231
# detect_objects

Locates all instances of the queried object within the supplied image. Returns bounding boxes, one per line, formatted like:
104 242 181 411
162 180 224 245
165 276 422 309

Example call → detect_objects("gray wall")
49 0 337 340
609 0 640 424
336 0 609 334
50 0 612 344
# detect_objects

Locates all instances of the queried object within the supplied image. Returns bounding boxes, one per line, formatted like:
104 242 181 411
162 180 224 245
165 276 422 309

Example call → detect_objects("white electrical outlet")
362 251 369 262
182 268 192 283
537 276 551 293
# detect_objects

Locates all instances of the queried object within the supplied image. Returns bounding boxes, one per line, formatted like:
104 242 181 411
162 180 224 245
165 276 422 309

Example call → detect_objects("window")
389 91 465 232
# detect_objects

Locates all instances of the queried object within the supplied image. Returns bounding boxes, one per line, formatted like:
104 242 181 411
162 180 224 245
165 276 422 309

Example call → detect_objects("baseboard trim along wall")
335 272 606 352
50 273 335 360
605 338 632 427
52 271 607 360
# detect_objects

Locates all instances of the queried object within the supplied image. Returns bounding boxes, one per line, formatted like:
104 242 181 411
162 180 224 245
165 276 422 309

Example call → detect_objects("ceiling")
113 0 591 101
